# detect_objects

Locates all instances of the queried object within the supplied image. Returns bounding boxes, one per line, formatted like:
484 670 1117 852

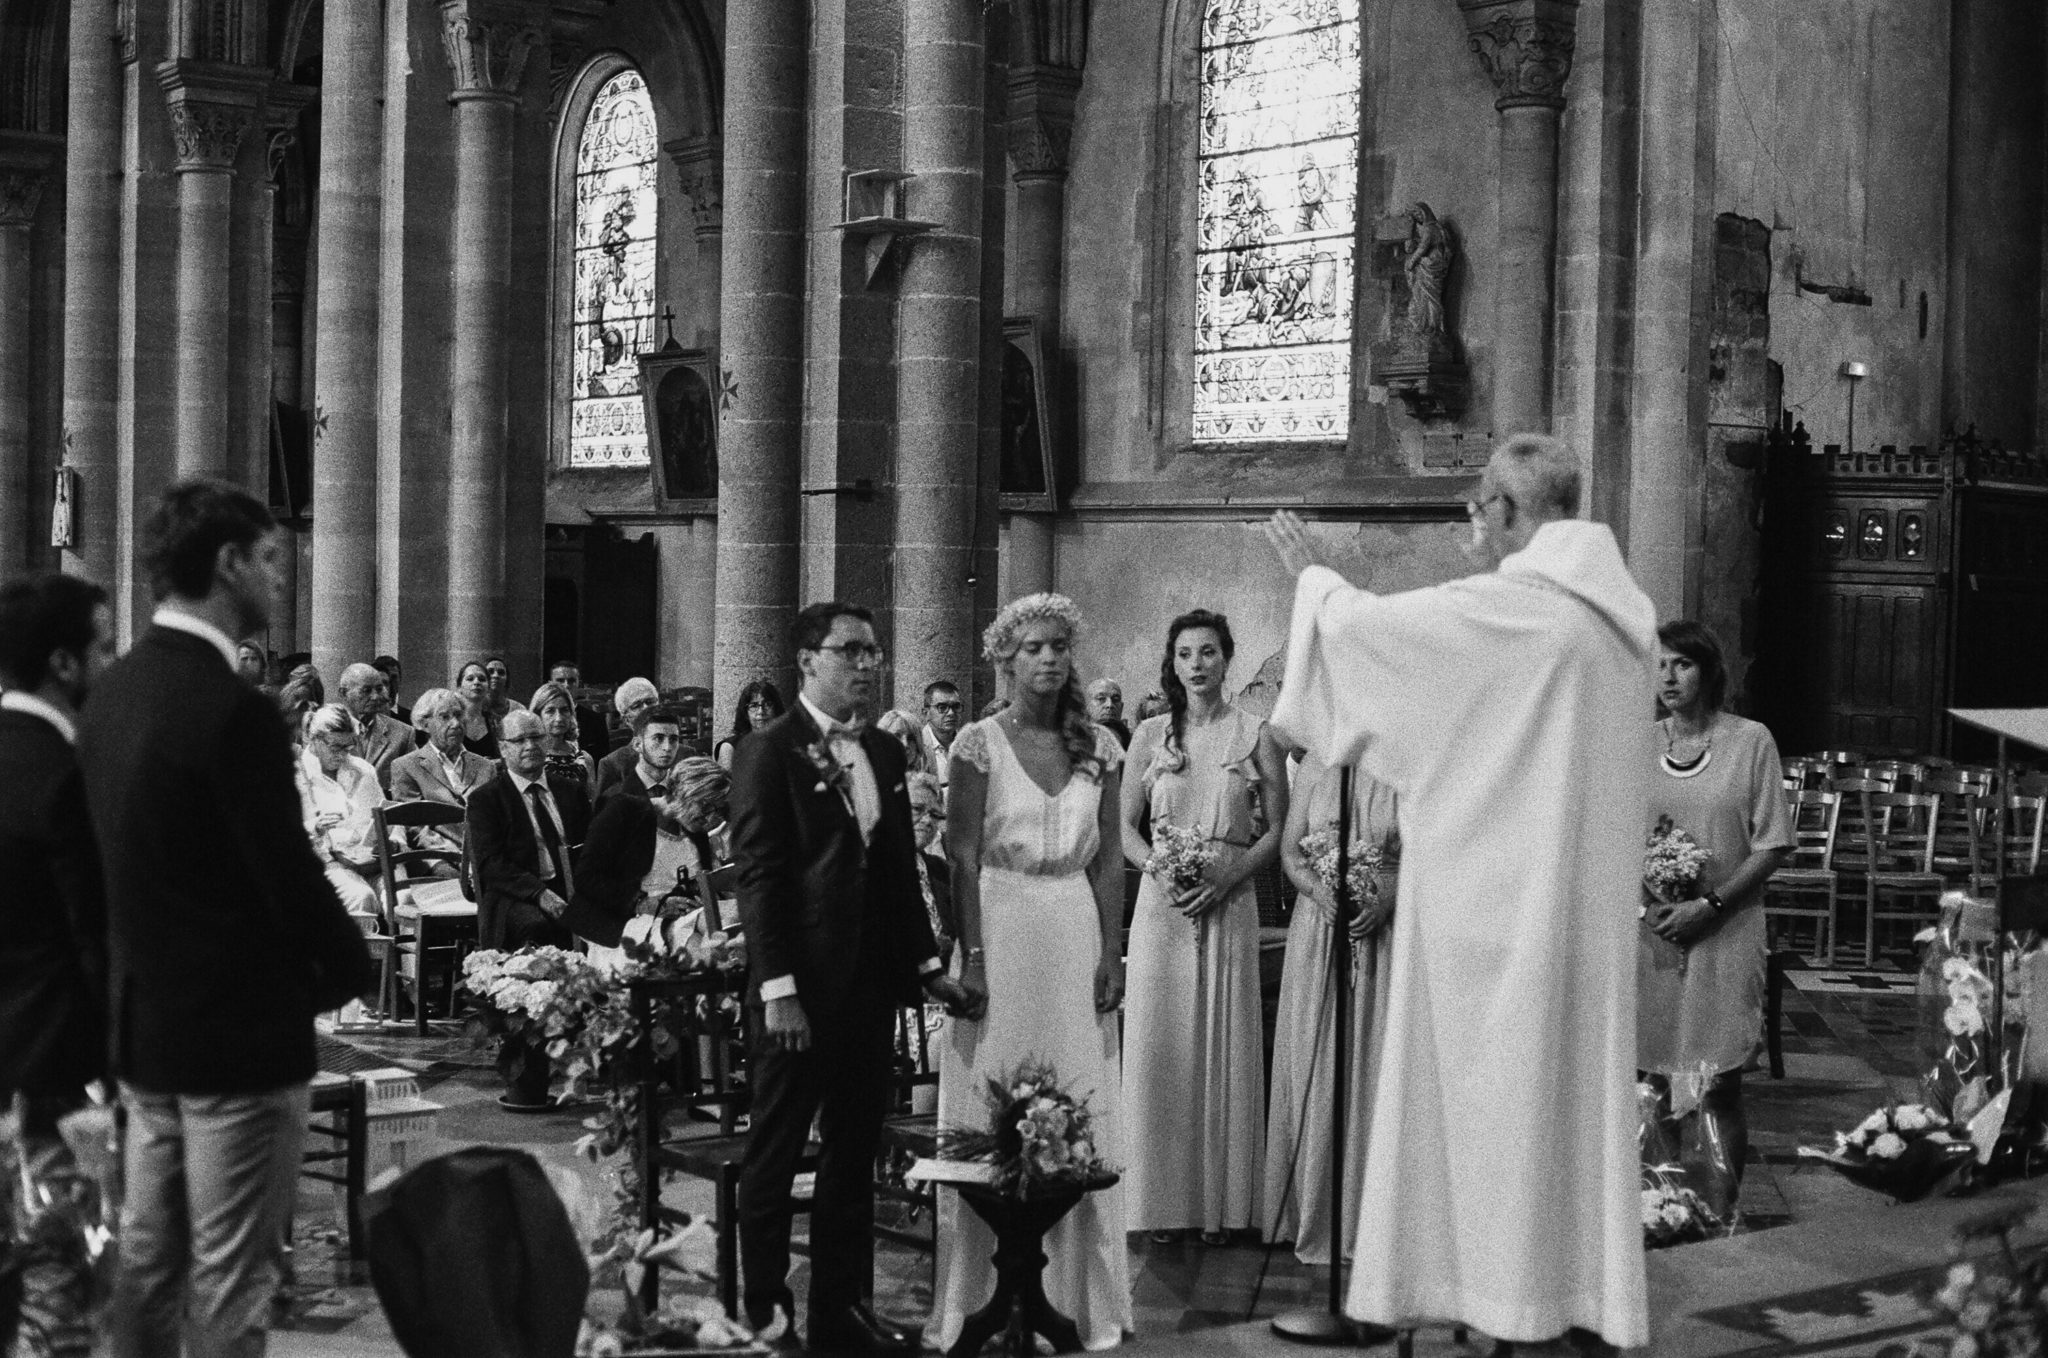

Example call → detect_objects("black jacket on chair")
79 625 375 1095
466 770 591 950
0 708 106 1098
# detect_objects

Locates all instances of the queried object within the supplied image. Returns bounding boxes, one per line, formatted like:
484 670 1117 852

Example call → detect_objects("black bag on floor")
361 1147 589 1358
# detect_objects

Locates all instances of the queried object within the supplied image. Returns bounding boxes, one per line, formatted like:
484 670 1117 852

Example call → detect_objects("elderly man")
594 676 661 794
467 709 591 950
1265 434 1655 1353
1087 678 1130 748
917 681 964 797
338 661 415 790
389 687 496 869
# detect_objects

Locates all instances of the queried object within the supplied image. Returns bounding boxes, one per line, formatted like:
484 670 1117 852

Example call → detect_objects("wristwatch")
1703 890 1725 914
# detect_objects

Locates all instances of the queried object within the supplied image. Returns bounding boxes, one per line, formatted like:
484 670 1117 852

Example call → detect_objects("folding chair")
373 801 474 1035
1837 787 1944 966
1764 790 1840 964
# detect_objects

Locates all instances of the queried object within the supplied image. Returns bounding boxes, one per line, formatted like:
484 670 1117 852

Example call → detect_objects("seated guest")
372 654 412 725
576 755 731 963
467 709 591 950
454 660 500 759
388 687 494 872
531 680 598 799
295 704 384 918
714 680 784 769
1089 678 1131 748
550 660 613 758
235 640 268 686
483 655 524 719
339 661 415 791
277 663 324 744
875 708 932 776
908 770 952 959
594 677 662 794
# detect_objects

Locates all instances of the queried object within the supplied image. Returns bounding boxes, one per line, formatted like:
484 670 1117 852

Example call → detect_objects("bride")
927 594 1132 1351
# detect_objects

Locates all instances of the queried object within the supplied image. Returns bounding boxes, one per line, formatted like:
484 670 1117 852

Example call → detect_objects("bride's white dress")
926 718 1131 1352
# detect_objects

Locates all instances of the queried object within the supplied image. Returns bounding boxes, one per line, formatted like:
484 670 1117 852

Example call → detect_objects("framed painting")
1000 316 1058 512
637 346 719 508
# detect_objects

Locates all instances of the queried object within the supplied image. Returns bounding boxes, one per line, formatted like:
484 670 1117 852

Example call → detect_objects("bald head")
500 708 548 777
337 661 391 720
1470 433 1581 566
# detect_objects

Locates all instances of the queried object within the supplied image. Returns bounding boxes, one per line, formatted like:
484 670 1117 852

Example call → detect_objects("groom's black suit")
729 702 940 1334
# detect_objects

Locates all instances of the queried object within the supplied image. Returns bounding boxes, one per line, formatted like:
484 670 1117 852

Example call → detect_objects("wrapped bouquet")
938 1059 1116 1200
1640 1161 1724 1250
1800 1102 1975 1202
1298 828 1384 923
1643 815 1710 908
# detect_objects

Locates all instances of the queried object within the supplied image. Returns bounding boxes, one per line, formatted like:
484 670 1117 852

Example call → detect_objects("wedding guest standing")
715 679 784 769
929 595 1131 1351
83 478 373 1358
1261 752 1398 1265
1120 608 1286 1244
1639 620 1793 1217
455 660 501 759
1088 678 1130 749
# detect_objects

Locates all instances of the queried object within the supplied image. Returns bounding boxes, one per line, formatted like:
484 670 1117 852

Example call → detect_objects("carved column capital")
439 0 545 102
1006 63 1081 181
154 60 268 172
1459 0 1579 111
0 131 63 228
665 136 723 237
264 83 315 184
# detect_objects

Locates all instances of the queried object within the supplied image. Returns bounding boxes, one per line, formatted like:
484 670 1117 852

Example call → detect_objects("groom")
730 602 983 1351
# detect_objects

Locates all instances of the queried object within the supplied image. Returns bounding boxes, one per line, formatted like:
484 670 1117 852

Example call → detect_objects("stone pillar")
892 0 986 699
312 0 384 679
1460 0 1577 437
0 137 58 574
667 136 723 344
156 60 266 478
60 0 124 583
713 0 808 709
440 0 543 666
263 96 310 651
1000 58 1078 600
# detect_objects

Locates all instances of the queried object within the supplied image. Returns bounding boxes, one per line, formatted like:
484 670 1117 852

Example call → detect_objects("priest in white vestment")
1266 434 1656 1351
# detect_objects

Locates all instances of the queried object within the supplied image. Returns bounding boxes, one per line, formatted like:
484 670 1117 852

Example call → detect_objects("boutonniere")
801 739 854 801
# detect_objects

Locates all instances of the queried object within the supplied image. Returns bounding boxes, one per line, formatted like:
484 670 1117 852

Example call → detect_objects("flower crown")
982 593 1084 661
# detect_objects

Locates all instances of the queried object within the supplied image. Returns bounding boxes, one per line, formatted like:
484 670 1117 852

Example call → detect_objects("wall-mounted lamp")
1840 361 1868 454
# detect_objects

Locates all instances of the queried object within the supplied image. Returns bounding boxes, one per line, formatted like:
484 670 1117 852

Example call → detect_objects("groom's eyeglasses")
815 642 887 667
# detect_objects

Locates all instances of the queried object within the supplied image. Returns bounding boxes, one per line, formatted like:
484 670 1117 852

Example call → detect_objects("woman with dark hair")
715 679 785 769
454 660 500 760
1640 619 1794 1217
1120 608 1288 1245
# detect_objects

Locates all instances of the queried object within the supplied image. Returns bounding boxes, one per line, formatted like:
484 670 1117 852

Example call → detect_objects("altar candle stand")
945 1174 1120 1358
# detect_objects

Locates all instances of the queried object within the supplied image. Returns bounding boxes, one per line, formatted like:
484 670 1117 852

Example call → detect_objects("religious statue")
1369 202 1467 422
1403 202 1453 338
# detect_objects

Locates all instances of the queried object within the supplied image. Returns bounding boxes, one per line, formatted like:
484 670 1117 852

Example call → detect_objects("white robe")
1271 520 1656 1348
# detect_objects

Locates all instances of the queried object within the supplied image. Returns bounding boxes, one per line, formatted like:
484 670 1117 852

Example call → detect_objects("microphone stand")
1272 767 1363 1345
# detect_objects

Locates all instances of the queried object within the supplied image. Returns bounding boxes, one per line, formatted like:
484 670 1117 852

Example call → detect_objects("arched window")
569 68 660 468
1193 0 1360 444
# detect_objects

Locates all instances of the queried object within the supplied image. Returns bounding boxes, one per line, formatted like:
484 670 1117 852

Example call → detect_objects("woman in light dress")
295 703 384 917
1261 752 1398 1265
929 594 1131 1351
1121 609 1288 1244
1639 620 1793 1216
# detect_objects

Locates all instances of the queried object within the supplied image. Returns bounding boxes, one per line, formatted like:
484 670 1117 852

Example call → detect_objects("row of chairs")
1764 785 2048 966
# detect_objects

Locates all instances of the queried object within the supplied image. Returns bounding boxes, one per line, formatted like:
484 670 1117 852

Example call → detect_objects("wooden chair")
373 801 475 1035
2012 772 2048 799
1999 795 2047 878
1781 757 1826 791
1836 787 1944 966
1809 750 1864 769
1933 792 1997 890
1764 791 1840 964
1838 765 1902 792
300 1071 369 1261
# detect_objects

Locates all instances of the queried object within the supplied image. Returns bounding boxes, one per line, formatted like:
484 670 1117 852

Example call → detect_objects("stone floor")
265 963 2045 1357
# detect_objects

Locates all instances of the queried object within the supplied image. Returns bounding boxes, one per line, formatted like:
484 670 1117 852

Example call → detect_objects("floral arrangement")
463 946 603 1045
1298 829 1384 915
1643 815 1710 906
1913 1204 2048 1358
1640 1162 1724 1250
939 1060 1115 1200
0 1093 119 1351
1801 1102 1975 1202
1146 820 1217 952
574 1222 774 1355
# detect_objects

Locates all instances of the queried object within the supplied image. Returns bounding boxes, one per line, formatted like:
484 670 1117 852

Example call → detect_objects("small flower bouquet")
1799 1102 1976 1202
1146 820 1218 952
1640 1161 1725 1250
1298 828 1385 920
1643 815 1710 913
938 1059 1116 1200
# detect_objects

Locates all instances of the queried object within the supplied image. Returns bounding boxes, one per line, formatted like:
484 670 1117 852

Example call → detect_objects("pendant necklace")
1661 717 1713 779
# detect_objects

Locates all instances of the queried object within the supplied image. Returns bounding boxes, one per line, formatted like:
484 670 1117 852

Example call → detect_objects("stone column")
892 0 986 698
713 0 808 709
1001 60 1078 600
0 138 58 574
440 0 543 666
156 60 267 478
263 98 310 650
667 137 723 344
311 0 384 679
60 0 124 582
1460 0 1577 437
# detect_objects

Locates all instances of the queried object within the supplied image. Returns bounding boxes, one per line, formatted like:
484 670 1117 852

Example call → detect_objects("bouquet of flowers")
0 1092 120 1353
1640 1162 1724 1250
1298 829 1384 917
1799 1102 1976 1202
938 1060 1116 1200
1146 820 1217 952
463 946 603 1043
1643 815 1710 907
1913 1204 2048 1358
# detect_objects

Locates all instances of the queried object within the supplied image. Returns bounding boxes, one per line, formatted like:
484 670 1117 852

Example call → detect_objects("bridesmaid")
1261 752 1399 1265
1121 609 1287 1245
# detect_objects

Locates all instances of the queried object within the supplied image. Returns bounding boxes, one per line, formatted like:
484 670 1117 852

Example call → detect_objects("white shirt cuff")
760 975 798 1002
918 957 943 978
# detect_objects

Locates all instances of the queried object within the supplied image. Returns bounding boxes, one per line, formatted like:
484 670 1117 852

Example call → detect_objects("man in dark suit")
467 708 592 950
730 602 983 1351
0 572 116 1353
79 479 375 1358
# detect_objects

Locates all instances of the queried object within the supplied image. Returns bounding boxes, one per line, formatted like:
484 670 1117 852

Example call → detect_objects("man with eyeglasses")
466 709 592 950
728 602 984 1352
918 681 964 798
1264 434 1658 1354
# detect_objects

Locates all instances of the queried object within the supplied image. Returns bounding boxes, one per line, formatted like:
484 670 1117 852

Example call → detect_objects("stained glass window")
570 69 659 468
1193 0 1360 444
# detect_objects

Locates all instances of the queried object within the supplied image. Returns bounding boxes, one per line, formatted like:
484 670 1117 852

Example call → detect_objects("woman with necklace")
1121 608 1287 1246
454 660 501 759
1639 620 1793 1217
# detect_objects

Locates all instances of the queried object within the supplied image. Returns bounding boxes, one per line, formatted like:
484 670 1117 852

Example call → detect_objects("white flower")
1945 1003 1985 1036
1953 1336 1980 1358
1869 1132 1907 1160
1894 1105 1933 1132
1944 958 1973 982
1857 1111 1890 1137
